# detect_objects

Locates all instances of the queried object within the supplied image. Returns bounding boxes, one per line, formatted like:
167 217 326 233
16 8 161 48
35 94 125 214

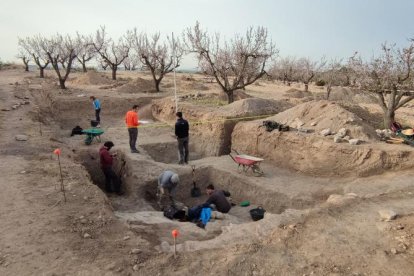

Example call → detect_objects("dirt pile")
71 71 112 85
117 77 155 93
152 97 292 156
267 100 377 140
231 100 414 176
284 88 309 99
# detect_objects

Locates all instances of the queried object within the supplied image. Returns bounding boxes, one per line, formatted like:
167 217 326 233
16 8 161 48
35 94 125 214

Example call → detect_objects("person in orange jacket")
125 105 140 153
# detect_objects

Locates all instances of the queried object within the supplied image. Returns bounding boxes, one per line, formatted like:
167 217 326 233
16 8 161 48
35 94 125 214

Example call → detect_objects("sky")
1 0 413 69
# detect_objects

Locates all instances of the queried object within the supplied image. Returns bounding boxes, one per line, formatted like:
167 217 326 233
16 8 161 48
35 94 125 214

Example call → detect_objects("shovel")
190 165 201 197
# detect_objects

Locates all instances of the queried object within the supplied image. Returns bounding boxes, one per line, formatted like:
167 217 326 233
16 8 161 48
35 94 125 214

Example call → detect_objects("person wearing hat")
157 170 180 209
175 111 189 164
99 141 122 195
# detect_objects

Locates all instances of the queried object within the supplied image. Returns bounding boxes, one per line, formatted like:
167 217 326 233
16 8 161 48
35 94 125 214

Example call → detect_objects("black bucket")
91 120 99 127
249 207 266 221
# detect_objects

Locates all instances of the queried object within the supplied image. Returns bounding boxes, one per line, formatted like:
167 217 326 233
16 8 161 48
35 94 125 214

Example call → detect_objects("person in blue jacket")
90 96 101 124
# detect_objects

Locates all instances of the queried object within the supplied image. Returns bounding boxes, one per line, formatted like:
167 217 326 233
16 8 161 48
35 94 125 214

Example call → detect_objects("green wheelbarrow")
82 128 104 145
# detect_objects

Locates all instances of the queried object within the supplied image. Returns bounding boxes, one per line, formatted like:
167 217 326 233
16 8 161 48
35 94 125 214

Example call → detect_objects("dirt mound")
284 88 310 99
268 100 377 140
216 98 293 118
118 77 155 93
231 100 414 176
181 81 210 91
71 71 112 85
216 90 252 102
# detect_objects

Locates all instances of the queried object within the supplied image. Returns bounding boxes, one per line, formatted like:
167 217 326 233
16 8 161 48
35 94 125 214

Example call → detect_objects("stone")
337 128 348 138
310 122 317 126
343 136 351 141
333 136 343 143
15 135 28 141
297 127 310 133
320 128 331 136
379 210 398 221
1 108 11 111
133 264 139 271
24 101 30 105
327 194 358 205
80 219 88 224
123 235 130 241
130 249 141 254
390 248 398 254
83 233 91 239
12 105 18 109
349 139 362 145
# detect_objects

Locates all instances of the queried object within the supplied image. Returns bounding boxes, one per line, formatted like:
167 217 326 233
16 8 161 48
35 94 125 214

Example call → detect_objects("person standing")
99 141 122 194
90 96 101 124
125 105 140 153
175 112 189 164
157 170 180 209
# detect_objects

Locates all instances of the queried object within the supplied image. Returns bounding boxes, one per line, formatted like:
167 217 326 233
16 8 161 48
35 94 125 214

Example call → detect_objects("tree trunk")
111 67 117 80
24 63 29 72
155 79 161 92
304 83 309 92
82 63 87 73
226 90 234 104
59 79 66 89
384 109 395 129
326 85 332 100
40 68 44 78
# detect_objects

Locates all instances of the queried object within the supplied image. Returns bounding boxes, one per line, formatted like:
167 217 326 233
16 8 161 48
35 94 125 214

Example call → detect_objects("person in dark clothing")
188 184 231 223
99 141 122 194
175 112 189 165
202 184 231 213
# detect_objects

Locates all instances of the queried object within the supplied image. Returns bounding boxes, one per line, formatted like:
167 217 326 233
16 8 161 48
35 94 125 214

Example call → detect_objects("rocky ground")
0 68 414 275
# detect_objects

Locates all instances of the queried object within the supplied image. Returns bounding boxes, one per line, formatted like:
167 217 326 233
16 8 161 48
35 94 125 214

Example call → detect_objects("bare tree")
324 58 343 99
18 36 50 78
184 22 277 103
122 52 140 71
39 34 78 89
270 56 298 85
131 30 183 92
16 48 31 72
76 33 95 72
297 57 326 92
349 43 414 128
92 26 130 80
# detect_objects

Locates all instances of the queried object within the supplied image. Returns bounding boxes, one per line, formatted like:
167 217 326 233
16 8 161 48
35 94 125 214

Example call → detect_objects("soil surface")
1 68 414 276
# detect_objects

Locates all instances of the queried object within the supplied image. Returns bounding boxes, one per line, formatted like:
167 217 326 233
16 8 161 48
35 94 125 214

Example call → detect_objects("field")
1 67 414 275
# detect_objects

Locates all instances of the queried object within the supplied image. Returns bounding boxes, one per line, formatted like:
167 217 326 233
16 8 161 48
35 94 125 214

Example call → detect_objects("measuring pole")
172 32 178 113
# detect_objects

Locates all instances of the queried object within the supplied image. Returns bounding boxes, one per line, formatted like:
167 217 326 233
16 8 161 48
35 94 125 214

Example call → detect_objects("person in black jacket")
175 112 189 164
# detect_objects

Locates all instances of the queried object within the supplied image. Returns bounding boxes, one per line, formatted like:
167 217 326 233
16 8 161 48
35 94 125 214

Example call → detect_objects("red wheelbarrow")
229 149 264 176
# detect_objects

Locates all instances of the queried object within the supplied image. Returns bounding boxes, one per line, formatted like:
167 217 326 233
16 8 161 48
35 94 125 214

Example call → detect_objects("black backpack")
163 205 186 220
71 126 83 136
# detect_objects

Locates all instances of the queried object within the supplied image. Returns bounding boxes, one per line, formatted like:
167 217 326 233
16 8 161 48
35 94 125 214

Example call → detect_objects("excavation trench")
76 143 328 249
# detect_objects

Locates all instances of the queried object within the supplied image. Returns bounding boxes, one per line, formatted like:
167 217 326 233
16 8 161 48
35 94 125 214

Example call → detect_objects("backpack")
71 126 83 136
163 205 186 220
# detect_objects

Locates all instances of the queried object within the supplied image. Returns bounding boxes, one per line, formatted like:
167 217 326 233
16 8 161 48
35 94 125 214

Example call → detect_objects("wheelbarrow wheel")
84 135 93 145
252 164 264 177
